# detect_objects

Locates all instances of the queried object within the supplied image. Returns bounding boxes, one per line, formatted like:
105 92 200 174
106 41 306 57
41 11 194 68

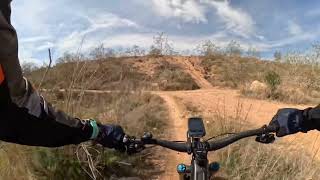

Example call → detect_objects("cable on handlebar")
205 132 236 142
207 125 276 151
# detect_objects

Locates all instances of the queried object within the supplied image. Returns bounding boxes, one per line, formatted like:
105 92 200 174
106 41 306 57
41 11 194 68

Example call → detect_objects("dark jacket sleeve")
0 1 92 147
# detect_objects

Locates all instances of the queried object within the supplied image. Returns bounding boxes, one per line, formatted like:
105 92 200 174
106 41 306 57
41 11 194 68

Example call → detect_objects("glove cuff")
89 119 100 140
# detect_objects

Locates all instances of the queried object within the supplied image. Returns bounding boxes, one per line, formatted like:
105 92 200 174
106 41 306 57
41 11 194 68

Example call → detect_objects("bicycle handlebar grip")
154 140 189 152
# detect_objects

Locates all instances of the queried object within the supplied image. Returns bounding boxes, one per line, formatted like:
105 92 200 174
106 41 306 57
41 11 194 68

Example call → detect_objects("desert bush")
148 46 162 57
225 40 242 57
197 40 221 57
22 62 38 75
89 44 116 60
246 46 261 58
148 32 176 57
274 50 282 61
264 71 281 98
277 87 311 104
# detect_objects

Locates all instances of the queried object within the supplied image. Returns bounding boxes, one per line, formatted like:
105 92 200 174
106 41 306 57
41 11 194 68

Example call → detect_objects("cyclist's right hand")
269 108 305 137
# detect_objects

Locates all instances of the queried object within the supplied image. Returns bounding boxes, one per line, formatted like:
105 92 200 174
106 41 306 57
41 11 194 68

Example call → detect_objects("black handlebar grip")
154 140 189 152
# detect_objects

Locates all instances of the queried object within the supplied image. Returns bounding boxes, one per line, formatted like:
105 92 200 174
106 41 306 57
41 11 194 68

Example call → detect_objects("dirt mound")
166 56 212 89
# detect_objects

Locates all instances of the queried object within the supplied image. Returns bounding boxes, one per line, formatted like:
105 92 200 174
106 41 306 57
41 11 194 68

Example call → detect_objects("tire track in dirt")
153 92 190 180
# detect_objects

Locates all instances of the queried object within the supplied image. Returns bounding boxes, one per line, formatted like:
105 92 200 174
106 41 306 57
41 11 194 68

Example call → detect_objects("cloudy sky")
11 0 320 64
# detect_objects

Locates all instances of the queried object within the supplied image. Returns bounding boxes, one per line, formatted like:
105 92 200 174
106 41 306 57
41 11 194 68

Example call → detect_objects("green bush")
264 71 281 94
32 147 87 180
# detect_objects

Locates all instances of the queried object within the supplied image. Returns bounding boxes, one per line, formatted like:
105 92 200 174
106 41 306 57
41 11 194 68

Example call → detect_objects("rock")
310 90 320 98
249 80 268 93
151 83 159 88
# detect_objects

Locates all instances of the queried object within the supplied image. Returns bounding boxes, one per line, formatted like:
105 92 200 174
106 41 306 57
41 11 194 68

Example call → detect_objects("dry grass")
28 56 199 91
200 54 320 104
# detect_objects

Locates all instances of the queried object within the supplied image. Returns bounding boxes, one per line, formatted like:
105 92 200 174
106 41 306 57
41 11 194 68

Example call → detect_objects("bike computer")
188 117 206 138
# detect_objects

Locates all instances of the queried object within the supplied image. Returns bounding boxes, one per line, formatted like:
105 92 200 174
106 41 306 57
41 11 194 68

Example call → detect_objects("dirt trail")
154 93 190 179
152 57 320 179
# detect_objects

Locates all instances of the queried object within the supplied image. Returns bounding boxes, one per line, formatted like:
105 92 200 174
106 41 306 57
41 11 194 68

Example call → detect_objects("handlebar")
124 135 189 153
207 125 276 151
123 125 276 154
154 139 189 152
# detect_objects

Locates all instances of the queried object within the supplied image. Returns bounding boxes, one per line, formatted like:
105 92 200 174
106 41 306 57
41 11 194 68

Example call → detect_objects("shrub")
264 71 281 98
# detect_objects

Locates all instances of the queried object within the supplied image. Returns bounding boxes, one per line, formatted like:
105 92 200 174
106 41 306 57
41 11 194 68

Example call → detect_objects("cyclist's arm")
0 1 93 147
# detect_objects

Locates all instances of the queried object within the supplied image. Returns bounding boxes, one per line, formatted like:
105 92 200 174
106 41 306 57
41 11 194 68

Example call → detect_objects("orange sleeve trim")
0 65 4 84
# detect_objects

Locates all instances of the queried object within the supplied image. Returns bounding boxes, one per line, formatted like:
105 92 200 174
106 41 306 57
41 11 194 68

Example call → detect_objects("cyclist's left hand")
96 124 126 151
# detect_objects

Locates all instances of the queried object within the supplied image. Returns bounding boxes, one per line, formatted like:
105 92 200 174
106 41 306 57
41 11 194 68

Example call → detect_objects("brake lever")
123 135 146 155
255 133 275 144
255 125 275 144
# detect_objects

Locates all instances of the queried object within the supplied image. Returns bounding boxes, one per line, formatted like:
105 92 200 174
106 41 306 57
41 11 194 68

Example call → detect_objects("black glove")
96 124 126 151
269 108 306 137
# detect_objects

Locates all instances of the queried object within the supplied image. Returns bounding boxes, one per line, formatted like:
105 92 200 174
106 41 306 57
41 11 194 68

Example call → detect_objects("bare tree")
197 40 220 56
246 46 261 58
225 40 242 56
148 32 176 56
273 51 282 62
89 44 115 60
21 62 38 75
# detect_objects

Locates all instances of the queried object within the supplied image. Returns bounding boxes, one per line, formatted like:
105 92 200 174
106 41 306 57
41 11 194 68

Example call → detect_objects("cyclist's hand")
96 124 126 151
269 108 305 137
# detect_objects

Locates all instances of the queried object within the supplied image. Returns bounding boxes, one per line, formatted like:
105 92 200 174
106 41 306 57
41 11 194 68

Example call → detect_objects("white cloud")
53 13 142 56
81 13 139 31
20 36 52 43
287 20 302 35
306 9 320 17
36 42 55 51
204 0 255 38
150 0 208 23
147 0 257 38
